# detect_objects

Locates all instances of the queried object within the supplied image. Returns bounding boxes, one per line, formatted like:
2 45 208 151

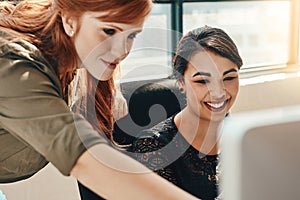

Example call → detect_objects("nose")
110 34 132 62
209 82 226 100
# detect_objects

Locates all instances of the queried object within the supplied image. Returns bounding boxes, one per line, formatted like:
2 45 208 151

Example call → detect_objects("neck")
174 108 223 155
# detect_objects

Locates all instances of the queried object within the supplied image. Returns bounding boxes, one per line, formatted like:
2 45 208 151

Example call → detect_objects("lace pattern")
129 116 221 200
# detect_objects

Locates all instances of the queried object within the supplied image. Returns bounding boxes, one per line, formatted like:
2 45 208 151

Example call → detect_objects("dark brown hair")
173 25 243 80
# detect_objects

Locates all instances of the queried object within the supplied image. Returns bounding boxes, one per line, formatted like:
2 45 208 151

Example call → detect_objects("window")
121 4 172 81
121 1 294 81
183 1 290 68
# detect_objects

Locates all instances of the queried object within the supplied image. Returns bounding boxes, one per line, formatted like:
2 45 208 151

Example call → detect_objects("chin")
98 76 112 81
210 117 225 123
86 68 114 81
210 112 229 122
97 73 113 81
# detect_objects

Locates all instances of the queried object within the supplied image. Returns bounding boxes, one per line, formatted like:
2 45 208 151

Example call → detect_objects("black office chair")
113 78 186 145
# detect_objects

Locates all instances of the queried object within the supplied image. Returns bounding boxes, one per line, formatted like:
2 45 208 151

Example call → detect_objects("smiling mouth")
204 100 229 112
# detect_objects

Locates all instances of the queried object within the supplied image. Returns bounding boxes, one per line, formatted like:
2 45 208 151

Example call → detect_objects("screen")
220 105 300 200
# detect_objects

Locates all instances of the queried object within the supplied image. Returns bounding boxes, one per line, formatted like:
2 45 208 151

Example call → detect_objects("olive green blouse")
0 30 107 183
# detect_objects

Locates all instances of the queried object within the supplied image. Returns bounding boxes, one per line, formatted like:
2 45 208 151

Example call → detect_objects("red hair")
0 0 152 140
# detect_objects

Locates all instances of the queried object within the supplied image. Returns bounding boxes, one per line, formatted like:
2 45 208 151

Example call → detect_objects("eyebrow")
93 17 124 31
94 20 143 34
192 68 238 77
104 24 124 32
223 68 238 76
192 72 211 77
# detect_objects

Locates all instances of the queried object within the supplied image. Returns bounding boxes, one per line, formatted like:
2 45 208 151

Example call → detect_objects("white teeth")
207 101 226 109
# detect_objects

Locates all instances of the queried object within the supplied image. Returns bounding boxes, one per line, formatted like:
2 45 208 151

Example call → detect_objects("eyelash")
195 80 209 84
195 77 237 84
223 76 237 81
128 33 137 39
103 28 116 35
103 29 138 40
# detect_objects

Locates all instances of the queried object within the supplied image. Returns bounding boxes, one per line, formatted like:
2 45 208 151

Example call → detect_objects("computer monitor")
220 105 300 200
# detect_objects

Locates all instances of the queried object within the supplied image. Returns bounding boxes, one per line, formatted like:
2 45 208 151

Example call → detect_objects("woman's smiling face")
71 12 144 80
180 50 239 122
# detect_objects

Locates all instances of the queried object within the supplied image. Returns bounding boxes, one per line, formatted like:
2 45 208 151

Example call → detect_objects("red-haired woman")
0 0 198 199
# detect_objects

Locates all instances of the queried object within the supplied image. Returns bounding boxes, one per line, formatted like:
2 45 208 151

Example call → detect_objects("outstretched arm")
71 144 199 200
0 53 197 199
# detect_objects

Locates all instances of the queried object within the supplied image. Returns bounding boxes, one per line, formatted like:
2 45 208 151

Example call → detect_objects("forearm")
71 144 199 200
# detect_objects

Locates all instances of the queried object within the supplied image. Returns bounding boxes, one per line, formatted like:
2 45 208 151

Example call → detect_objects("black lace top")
128 116 222 200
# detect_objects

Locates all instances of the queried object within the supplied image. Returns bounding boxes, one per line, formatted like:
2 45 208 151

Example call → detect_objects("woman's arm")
71 144 199 200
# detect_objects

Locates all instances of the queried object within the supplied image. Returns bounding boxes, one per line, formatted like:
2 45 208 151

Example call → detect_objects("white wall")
232 75 300 113
0 164 81 200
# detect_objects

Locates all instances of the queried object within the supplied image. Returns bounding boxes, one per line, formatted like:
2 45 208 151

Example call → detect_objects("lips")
107 63 117 70
204 99 228 112
102 59 118 70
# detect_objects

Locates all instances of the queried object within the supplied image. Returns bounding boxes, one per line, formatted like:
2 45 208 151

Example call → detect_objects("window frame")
152 0 300 78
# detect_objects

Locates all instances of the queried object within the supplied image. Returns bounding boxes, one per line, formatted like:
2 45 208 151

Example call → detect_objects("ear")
61 13 77 37
177 78 186 94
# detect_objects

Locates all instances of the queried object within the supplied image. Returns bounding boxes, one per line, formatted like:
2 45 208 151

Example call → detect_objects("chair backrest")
113 78 186 144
